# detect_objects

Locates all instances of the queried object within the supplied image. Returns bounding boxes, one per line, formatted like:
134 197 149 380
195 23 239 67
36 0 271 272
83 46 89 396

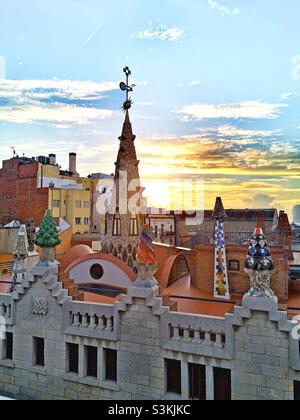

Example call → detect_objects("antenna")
10 146 16 157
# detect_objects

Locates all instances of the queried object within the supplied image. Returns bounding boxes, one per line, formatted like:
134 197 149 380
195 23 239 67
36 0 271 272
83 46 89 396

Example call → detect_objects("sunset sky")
0 0 300 217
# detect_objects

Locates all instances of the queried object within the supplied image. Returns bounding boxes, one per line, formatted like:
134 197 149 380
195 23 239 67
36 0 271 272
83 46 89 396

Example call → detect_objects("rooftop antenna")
120 66 136 111
10 146 16 157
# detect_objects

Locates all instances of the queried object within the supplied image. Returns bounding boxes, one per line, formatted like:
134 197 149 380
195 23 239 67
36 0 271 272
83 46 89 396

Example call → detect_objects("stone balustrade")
63 300 118 341
0 295 13 326
161 311 233 359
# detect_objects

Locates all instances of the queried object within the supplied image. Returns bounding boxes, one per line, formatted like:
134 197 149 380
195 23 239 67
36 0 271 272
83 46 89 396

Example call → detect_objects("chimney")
49 154 56 165
69 153 77 174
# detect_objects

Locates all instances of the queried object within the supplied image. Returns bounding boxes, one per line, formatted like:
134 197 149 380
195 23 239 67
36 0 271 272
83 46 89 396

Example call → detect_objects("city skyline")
0 0 300 215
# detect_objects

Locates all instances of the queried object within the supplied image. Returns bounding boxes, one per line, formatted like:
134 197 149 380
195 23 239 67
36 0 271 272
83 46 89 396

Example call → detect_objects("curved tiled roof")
61 245 94 271
64 252 137 282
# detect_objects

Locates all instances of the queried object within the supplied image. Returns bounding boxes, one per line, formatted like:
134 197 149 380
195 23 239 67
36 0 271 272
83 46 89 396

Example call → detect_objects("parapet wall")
0 265 300 400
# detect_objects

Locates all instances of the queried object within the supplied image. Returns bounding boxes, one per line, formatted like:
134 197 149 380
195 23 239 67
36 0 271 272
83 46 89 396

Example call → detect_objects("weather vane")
120 66 136 111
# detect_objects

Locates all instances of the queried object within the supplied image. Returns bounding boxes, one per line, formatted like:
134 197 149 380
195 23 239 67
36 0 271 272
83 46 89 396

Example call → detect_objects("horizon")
0 0 300 216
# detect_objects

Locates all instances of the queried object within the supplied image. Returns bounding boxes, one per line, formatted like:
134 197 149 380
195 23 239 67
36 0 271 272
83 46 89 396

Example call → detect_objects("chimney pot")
69 153 77 174
49 154 56 165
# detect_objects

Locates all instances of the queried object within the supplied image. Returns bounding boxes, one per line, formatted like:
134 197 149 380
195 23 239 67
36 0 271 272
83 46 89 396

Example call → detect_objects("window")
67 343 79 374
105 349 117 382
75 200 82 208
86 346 97 378
294 382 300 400
189 364 206 400
75 218 81 225
90 264 104 280
84 201 90 208
129 217 138 236
229 260 240 272
154 226 158 237
5 333 13 360
34 337 45 367
214 368 231 400
113 215 121 236
84 217 89 225
166 359 181 395
53 200 60 208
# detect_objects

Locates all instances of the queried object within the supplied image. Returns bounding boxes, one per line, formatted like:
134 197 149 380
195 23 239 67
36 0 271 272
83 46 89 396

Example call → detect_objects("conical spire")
212 197 227 221
115 110 138 171
244 228 275 299
13 225 29 259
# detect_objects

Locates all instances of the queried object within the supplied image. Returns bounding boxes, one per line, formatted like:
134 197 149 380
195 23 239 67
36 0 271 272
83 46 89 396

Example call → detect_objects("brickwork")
0 158 49 226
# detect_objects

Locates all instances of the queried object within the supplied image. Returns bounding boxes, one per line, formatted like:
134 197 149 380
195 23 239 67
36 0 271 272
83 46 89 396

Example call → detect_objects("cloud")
244 194 275 208
178 100 287 121
216 125 282 138
207 0 240 17
133 23 185 42
189 80 202 86
0 79 118 126
280 92 297 100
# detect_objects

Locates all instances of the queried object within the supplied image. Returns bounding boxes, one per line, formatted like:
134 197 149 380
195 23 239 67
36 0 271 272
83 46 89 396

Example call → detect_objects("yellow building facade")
39 161 107 235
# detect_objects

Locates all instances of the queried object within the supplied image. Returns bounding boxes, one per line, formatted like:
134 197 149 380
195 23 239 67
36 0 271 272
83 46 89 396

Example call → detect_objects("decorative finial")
25 218 36 253
134 225 158 288
11 225 29 292
212 197 227 222
120 66 136 111
35 209 61 265
244 227 275 299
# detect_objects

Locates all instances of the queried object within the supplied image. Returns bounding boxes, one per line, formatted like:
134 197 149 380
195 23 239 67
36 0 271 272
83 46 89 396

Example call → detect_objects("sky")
0 0 300 217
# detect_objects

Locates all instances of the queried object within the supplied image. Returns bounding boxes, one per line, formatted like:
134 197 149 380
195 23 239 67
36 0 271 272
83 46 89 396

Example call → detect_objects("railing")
63 300 117 341
182 228 282 249
72 233 101 242
0 294 13 325
161 312 233 359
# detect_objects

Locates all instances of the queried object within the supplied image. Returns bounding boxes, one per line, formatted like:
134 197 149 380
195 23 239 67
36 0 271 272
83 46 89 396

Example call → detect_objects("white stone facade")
0 264 300 400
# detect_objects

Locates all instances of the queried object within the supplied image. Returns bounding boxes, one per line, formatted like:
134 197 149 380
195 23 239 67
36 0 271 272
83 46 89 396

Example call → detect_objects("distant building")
146 209 176 246
0 154 111 235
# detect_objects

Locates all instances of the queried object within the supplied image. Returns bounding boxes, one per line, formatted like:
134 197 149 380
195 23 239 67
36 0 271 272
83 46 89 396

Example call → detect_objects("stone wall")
0 265 300 400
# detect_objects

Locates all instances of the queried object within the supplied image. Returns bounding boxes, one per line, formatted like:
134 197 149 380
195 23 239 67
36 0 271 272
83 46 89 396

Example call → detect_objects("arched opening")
128 256 134 268
168 254 190 287
122 249 128 263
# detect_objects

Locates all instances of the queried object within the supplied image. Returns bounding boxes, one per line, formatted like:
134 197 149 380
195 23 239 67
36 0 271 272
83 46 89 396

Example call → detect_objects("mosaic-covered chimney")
244 227 275 299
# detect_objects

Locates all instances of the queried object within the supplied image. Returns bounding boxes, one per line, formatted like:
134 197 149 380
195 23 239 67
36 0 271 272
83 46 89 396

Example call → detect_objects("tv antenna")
10 146 16 157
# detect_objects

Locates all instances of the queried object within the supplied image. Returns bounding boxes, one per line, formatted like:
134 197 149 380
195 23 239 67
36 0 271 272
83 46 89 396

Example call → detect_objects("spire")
102 67 145 269
244 228 276 300
13 225 29 259
212 197 227 222
116 110 138 169
257 212 266 232
278 211 293 260
213 197 230 300
11 225 29 292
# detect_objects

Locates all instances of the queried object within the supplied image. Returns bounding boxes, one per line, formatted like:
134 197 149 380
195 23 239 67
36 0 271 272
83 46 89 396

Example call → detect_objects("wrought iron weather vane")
120 66 136 111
